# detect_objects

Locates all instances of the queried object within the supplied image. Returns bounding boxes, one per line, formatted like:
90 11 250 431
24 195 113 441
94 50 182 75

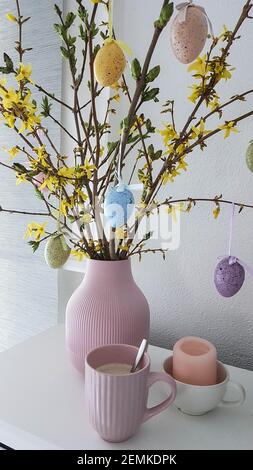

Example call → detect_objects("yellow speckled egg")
170 6 208 64
94 41 126 87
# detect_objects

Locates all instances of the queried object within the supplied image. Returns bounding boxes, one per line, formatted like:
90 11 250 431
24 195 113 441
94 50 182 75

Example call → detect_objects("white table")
0 325 252 450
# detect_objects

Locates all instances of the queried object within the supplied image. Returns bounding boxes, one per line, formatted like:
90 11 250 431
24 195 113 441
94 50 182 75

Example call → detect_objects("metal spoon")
130 339 148 373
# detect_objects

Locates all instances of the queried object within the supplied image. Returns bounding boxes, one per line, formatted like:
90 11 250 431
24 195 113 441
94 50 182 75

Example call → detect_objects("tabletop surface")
0 325 252 450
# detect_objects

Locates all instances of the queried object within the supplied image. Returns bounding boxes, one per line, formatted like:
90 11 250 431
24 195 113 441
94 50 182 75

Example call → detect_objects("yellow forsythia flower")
177 158 188 172
187 55 208 77
75 188 88 202
25 222 47 240
71 250 90 261
112 94 120 102
6 13 17 22
219 121 239 139
213 206 220 219
8 147 19 159
115 227 126 239
82 213 92 224
158 124 178 146
190 118 211 139
167 203 185 222
16 64 34 84
16 173 27 185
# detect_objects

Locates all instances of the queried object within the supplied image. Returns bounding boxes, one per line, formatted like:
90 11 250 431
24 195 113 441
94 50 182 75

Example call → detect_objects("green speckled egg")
246 140 253 172
44 234 70 269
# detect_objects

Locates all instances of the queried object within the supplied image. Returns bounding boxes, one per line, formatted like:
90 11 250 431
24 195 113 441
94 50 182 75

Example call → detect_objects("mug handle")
143 372 176 423
221 380 246 407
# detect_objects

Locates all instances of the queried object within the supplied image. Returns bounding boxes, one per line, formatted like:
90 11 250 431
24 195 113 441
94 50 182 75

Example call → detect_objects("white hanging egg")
170 6 208 64
44 233 71 269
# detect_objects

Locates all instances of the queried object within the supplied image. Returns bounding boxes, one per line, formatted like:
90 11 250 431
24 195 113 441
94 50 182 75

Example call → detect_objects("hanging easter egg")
104 184 134 228
214 257 245 297
170 4 208 64
44 233 71 269
246 140 253 172
94 41 126 87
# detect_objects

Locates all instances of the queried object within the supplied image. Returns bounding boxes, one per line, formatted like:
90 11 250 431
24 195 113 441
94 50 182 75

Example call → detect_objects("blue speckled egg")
214 257 245 297
104 184 134 228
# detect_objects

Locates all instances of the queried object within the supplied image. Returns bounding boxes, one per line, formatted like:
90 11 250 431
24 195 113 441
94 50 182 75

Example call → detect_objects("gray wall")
0 0 62 350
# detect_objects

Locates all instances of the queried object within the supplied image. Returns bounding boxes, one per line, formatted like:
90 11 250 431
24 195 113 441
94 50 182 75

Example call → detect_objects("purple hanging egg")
214 257 245 297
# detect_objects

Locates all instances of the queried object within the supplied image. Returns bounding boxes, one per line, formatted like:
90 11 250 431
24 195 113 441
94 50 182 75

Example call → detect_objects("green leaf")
153 150 163 161
90 22 99 38
54 4 62 17
161 3 174 22
68 35 77 46
65 12 76 28
53 23 64 35
107 141 118 157
93 44 100 59
28 240 40 253
144 231 153 241
127 134 140 144
60 46 70 58
34 187 44 200
148 144 154 158
13 163 27 173
0 67 9 74
41 95 52 117
154 2 173 29
76 1 88 23
121 117 130 130
142 88 159 102
3 53 14 72
146 65 160 83
131 58 142 80
145 119 156 133
79 24 87 41
67 215 76 223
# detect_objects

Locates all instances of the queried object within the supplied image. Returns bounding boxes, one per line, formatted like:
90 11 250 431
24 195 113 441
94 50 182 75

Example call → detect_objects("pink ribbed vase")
65 259 150 373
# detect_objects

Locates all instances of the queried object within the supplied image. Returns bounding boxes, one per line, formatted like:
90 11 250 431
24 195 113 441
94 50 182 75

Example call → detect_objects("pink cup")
172 336 217 386
85 344 176 443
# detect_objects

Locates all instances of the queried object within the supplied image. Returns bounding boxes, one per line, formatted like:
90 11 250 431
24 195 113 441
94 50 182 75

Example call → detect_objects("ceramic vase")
66 259 150 373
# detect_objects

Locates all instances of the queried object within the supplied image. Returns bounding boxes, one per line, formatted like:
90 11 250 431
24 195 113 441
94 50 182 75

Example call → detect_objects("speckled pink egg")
170 6 208 64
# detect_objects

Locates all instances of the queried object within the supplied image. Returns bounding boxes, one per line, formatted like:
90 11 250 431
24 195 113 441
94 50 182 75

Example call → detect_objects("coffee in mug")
96 363 132 375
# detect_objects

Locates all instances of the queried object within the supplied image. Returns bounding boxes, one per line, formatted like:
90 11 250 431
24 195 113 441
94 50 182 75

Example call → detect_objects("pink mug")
85 344 176 443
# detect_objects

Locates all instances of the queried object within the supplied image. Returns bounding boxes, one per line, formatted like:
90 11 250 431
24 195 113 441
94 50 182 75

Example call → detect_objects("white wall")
59 0 253 370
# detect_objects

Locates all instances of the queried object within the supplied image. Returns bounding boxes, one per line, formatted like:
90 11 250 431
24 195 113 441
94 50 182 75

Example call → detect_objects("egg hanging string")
115 126 143 192
176 0 214 37
108 0 113 41
104 0 133 55
56 188 69 252
57 187 62 234
228 202 235 258
219 202 253 274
